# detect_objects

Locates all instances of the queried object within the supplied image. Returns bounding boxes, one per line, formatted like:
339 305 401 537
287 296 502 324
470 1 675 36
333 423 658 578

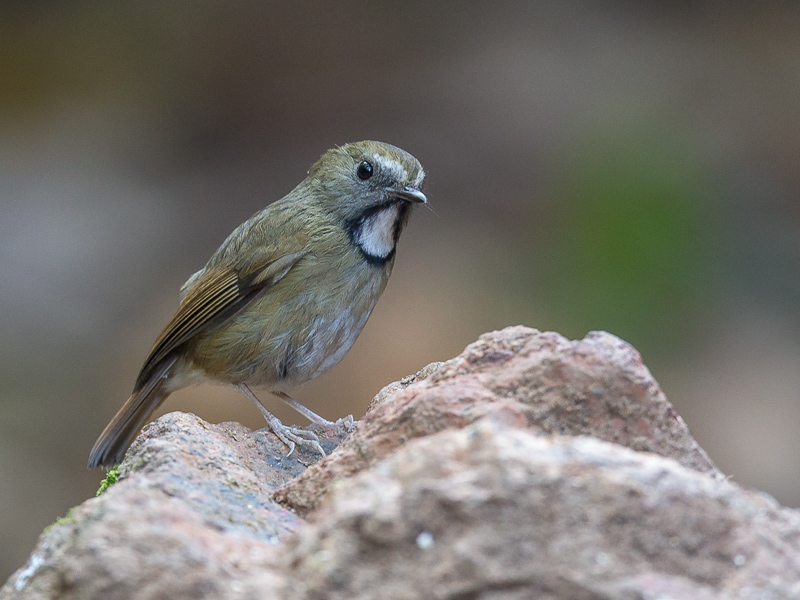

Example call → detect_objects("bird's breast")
187 250 391 390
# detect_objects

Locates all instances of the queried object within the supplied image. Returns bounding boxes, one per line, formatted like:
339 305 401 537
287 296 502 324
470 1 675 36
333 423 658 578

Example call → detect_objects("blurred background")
3 0 800 580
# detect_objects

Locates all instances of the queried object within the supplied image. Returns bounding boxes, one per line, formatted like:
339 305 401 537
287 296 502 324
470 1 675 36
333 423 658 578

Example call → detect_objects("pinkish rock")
2 413 348 600
282 420 800 599
7 327 793 600
276 327 719 514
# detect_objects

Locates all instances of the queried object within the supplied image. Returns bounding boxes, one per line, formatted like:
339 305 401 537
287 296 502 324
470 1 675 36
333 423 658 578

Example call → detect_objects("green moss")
43 507 78 533
95 465 120 496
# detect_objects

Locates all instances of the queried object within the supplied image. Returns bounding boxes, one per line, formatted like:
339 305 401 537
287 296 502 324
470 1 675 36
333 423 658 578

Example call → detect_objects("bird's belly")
240 302 374 389
289 305 372 383
188 268 386 390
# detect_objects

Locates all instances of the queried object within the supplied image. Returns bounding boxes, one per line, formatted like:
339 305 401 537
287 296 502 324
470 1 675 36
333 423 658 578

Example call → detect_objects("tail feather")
88 360 175 469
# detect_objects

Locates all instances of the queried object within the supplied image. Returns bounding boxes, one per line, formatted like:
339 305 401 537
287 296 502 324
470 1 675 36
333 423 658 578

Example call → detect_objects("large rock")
4 327 798 600
276 326 720 514
283 420 800 599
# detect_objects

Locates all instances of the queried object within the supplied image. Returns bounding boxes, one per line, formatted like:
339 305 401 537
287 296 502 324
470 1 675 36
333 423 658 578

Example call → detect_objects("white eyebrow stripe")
413 168 425 188
377 156 407 181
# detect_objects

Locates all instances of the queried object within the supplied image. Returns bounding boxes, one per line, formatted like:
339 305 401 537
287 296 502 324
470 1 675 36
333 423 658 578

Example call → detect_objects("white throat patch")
355 204 400 259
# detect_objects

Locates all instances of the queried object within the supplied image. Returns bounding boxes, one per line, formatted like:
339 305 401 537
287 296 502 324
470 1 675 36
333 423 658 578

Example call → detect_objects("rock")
5 487 284 600
4 327 797 600
276 327 720 514
282 420 800 599
2 413 349 600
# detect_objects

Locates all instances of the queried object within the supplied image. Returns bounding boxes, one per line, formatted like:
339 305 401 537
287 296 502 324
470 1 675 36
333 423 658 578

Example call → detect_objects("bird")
88 140 427 468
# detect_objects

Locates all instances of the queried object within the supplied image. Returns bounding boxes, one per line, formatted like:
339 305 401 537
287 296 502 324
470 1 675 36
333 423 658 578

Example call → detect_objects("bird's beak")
387 185 427 204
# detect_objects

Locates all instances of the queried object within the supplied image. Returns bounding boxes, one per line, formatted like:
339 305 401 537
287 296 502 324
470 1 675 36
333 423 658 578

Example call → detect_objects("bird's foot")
238 384 326 456
334 414 357 432
270 419 326 457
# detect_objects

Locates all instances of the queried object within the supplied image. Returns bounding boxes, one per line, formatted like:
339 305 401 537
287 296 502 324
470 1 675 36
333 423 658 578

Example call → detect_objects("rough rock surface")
277 326 720 514
3 327 799 600
284 420 800 599
1 414 349 600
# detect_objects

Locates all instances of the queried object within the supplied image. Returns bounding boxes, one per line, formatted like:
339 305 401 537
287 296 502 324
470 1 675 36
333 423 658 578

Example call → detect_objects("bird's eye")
356 160 374 180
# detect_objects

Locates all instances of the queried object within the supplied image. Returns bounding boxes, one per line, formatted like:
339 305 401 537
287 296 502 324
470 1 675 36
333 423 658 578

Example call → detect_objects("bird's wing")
133 249 306 392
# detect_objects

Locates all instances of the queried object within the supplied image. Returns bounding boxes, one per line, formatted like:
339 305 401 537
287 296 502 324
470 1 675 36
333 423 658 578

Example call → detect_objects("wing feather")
133 250 305 392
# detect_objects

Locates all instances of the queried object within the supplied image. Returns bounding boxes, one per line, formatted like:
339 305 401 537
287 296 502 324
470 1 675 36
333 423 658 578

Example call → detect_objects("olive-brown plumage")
89 141 426 468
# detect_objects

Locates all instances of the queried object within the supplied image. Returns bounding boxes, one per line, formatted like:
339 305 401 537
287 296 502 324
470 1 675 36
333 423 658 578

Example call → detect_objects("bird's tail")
88 361 174 469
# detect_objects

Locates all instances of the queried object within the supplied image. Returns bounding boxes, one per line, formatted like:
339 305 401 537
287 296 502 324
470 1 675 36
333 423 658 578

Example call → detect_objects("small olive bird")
88 141 427 468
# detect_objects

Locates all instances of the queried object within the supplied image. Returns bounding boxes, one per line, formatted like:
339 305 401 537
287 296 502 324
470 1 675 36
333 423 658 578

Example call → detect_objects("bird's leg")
237 384 325 456
273 391 356 432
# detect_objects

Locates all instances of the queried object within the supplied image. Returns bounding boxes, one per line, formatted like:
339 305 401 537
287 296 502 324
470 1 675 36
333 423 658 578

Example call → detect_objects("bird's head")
308 140 427 264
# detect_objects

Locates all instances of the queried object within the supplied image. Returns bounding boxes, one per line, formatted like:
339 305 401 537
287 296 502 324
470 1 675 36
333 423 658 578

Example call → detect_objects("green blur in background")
2 0 800 582
542 129 716 353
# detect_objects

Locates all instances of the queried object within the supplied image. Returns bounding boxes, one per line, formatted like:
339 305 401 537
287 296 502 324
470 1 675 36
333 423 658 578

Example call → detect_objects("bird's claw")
334 414 357 432
272 424 326 457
